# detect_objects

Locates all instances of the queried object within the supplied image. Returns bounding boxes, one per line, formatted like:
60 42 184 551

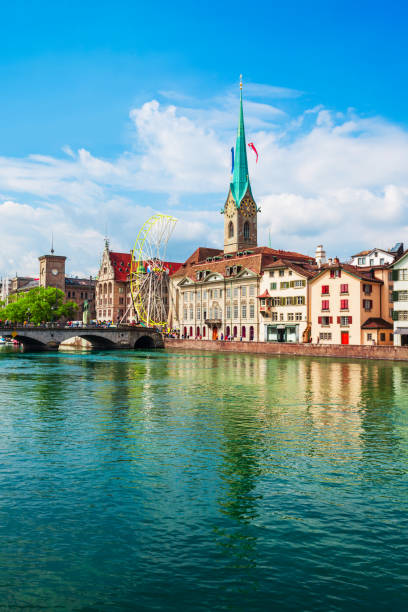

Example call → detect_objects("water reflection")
0 349 407 610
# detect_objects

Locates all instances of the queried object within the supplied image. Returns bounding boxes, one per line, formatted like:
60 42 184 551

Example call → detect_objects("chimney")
315 244 327 268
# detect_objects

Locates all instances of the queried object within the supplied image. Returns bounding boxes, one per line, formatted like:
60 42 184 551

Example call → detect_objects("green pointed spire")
230 79 252 207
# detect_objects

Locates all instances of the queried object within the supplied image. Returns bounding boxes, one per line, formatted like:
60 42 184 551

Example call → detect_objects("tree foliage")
0 287 78 324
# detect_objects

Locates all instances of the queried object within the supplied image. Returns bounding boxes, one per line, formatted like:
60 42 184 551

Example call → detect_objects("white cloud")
1 85 408 277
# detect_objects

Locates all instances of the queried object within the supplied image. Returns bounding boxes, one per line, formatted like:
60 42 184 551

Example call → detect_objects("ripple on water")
0 349 407 610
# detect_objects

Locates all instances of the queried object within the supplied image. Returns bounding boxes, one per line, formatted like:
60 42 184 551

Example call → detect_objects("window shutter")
337 316 341 323
318 316 322 324
392 269 399 281
330 270 334 278
329 317 333 324
392 310 398 321
392 291 398 302
302 280 306 287
348 316 352 323
370 300 373 308
290 280 294 288
338 270 341 277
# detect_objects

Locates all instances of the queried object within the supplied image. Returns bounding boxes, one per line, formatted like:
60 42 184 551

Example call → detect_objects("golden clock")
225 197 236 218
240 197 257 218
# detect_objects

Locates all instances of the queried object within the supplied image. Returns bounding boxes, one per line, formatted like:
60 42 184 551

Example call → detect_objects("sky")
1 0 408 277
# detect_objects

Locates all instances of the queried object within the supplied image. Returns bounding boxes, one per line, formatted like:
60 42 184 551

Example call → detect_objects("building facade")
310 261 393 345
169 83 314 340
391 251 408 346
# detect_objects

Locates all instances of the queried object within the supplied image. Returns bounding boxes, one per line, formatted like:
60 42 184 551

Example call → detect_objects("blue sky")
1 0 408 275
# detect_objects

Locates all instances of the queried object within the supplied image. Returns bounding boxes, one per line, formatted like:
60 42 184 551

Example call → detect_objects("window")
363 284 372 295
67 291 71 298
339 316 352 325
367 333 372 341
280 281 290 289
249 285 255 297
203 290 207 299
228 221 234 238
214 289 218 299
233 304 238 318
400 270 408 281
119 297 124 305
321 285 329 294
249 304 255 318
243 221 250 240
241 303 247 318
226 305 231 318
330 269 341 278
319 332 332 340
340 284 349 294
279 270 284 277
288 313 294 321
197 307 201 320
279 313 284 321
358 257 366 265
272 297 280 306
119 287 124 294
241 286 247 297
295 313 302 321
390 333 393 341
270 282 277 290
340 299 349 310
294 280 304 288
318 316 332 325
288 270 292 276
363 299 373 311
189 306 194 320
369 259 374 266
380 333 386 341
183 308 187 319
396 311 408 321
380 258 384 265
233 287 238 298
226 287 231 298
272 312 278 321
296 296 305 305
209 290 213 299
399 291 408 301
321 300 329 311
269 271 275 277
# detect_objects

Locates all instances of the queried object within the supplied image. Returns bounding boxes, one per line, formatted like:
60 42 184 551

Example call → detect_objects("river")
0 347 407 610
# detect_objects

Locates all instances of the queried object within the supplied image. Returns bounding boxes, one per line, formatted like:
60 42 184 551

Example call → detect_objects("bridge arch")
134 335 155 349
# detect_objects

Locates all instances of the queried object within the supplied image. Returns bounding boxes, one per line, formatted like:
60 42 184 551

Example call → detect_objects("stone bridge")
0 325 164 351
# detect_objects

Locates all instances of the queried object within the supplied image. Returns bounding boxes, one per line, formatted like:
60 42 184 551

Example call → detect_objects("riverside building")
168 81 314 340
391 250 408 346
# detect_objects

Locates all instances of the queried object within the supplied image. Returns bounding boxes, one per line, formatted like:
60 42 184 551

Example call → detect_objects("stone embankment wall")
164 338 408 362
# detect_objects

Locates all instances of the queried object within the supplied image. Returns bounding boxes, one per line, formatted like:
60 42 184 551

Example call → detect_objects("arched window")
244 221 250 240
228 221 234 238
189 326 193 337
250 326 254 341
203 326 206 337
233 326 237 338
226 325 230 338
242 326 246 338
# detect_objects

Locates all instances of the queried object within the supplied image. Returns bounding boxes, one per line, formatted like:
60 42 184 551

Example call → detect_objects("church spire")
230 76 252 207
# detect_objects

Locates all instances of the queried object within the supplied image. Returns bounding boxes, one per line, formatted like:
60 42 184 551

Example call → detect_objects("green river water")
0 347 407 610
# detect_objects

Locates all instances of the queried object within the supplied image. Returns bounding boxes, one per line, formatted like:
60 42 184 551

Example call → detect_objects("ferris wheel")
130 214 178 329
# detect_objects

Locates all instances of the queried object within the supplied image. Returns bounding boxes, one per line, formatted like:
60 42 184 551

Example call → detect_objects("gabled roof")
361 317 393 330
109 252 132 282
351 247 394 258
310 263 383 284
171 246 315 282
264 258 317 279
258 290 271 298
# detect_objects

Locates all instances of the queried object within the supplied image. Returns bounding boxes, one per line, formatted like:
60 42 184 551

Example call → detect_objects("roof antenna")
51 232 54 255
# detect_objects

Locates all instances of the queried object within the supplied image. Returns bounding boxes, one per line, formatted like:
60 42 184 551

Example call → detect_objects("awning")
394 328 408 335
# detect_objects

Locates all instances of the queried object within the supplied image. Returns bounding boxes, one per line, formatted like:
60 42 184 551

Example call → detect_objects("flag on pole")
231 147 234 173
248 142 258 163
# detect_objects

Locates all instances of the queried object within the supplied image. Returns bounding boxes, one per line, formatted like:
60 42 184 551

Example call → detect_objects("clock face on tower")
240 197 257 218
225 197 236 218
52 269 59 276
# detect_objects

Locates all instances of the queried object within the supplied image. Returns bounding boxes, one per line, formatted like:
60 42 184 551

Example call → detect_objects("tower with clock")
223 79 258 254
38 250 67 292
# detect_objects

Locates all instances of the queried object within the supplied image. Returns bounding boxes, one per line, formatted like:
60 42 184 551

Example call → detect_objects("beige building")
258 258 316 342
309 260 393 345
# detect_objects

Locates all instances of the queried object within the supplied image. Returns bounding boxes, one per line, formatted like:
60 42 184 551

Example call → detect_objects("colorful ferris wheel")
130 214 178 329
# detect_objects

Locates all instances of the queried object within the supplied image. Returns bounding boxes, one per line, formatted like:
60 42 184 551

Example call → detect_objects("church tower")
223 79 258 254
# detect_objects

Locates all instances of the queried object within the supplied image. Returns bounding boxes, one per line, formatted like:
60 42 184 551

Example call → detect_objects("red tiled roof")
361 317 393 330
171 246 315 281
110 251 183 281
313 263 383 284
109 252 132 282
258 290 271 298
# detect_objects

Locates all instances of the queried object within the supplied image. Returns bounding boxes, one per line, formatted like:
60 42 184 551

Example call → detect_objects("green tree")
0 287 78 324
